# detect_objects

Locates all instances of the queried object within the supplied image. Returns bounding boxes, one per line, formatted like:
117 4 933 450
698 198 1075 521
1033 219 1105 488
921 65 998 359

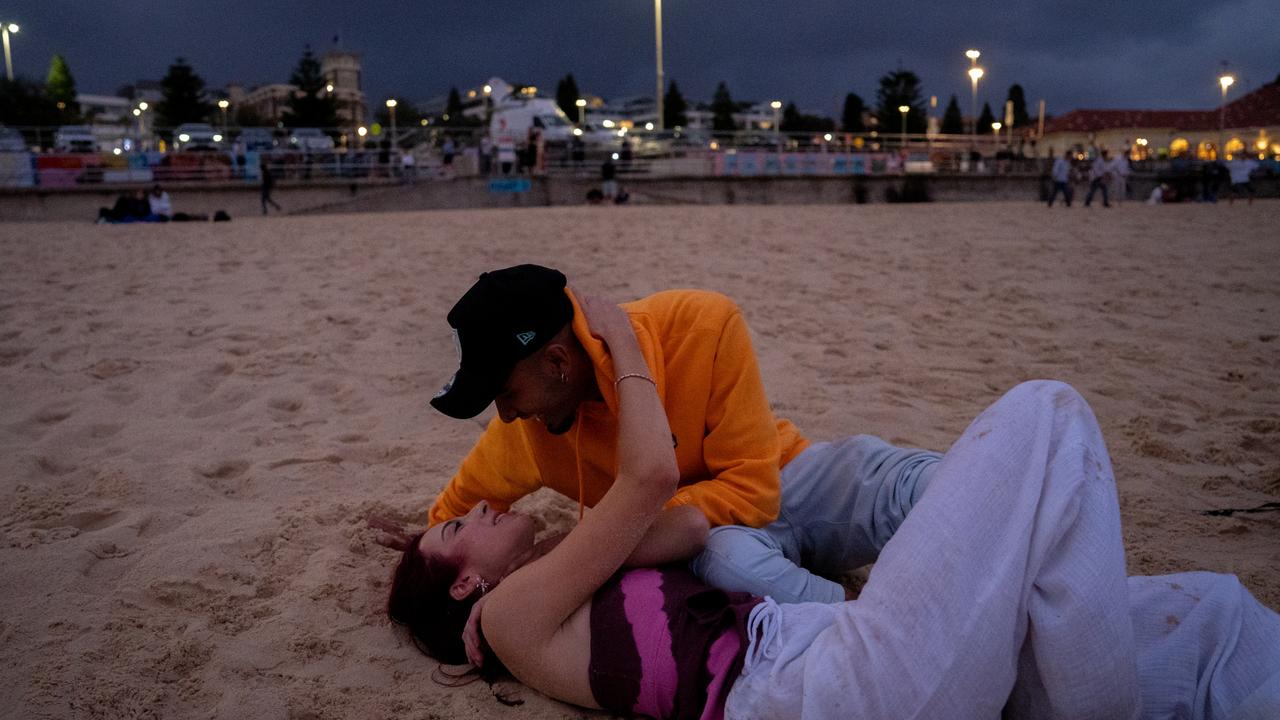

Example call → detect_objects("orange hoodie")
427 288 809 528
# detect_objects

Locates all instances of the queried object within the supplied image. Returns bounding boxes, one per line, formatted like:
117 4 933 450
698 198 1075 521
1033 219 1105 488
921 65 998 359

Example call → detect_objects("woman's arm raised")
481 293 678 670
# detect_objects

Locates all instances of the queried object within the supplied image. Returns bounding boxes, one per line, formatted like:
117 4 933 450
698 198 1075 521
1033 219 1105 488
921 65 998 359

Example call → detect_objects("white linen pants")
725 381 1280 719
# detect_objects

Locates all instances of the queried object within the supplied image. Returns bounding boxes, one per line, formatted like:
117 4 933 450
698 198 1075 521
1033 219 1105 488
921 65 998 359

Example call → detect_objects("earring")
476 577 490 594
559 372 567 384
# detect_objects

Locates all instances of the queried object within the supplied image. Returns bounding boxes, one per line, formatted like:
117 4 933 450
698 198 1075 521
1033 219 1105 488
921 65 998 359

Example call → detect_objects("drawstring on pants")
742 597 782 675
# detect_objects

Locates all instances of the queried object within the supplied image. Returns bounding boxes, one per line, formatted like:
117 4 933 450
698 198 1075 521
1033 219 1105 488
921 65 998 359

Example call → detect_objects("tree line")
553 70 1034 136
3 49 1037 138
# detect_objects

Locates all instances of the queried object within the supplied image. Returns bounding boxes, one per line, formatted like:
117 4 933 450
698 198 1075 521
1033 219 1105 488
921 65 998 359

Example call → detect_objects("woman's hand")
575 291 634 351
463 592 493 667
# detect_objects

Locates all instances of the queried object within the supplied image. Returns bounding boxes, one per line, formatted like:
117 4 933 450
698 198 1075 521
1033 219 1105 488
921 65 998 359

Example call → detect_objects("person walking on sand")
1107 149 1131 204
260 157 282 215
1047 150 1073 207
1227 155 1260 205
1084 149 1112 208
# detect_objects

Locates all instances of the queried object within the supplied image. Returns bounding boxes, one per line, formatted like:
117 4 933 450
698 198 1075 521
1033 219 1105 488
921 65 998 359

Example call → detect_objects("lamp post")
991 121 1002 154
968 66 984 143
1 22 18 81
575 98 587 126
898 104 909 149
1218 73 1234 161
770 100 782 148
386 98 398 151
654 0 664 131
217 99 230 136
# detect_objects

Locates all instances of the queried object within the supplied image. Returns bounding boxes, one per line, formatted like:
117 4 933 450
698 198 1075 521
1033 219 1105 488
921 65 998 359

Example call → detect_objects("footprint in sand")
86 358 140 380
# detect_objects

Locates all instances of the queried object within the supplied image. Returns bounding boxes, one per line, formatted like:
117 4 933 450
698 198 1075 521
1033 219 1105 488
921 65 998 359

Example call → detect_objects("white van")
173 123 222 151
54 125 97 153
489 96 576 145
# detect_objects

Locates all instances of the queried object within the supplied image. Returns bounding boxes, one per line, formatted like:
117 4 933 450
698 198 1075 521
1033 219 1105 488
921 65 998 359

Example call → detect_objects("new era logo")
515 331 537 346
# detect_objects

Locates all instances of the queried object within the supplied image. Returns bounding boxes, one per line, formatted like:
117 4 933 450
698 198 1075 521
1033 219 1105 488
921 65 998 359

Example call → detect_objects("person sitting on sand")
424 264 940 606
379 295 1280 719
147 184 173 220
97 189 159 223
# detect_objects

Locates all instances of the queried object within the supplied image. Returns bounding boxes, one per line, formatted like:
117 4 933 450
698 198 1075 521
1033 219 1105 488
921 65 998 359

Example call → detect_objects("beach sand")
1 201 1277 718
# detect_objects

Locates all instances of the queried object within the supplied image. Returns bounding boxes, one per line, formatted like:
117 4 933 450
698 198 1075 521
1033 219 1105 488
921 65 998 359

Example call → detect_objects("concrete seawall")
0 172 1272 222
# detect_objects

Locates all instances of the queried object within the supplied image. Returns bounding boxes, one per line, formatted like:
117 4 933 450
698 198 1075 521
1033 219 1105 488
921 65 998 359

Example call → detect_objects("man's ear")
542 342 571 380
450 573 478 601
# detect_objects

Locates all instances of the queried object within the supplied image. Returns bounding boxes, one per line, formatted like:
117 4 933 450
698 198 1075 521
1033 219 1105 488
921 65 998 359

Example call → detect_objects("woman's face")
417 501 536 584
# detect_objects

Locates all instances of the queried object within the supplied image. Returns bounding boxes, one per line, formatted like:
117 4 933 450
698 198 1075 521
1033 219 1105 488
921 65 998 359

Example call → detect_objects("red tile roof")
1043 82 1280 134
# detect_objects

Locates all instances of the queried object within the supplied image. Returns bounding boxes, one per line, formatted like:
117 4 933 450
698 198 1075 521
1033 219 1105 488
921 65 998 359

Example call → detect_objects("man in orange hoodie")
428 264 941 603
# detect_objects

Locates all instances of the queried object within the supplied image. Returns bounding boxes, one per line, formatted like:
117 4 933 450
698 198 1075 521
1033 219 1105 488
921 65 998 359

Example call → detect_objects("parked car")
173 123 222 151
286 127 335 151
237 127 276 152
0 126 27 152
54 125 97 153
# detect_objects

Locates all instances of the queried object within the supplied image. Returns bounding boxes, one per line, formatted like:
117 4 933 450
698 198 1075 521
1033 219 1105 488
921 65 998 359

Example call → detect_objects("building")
321 50 366 128
238 84 297 126
1039 80 1280 161
231 50 366 129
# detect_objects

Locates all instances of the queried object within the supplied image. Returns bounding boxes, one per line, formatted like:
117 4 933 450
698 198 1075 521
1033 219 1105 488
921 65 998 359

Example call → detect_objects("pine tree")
841 93 866 132
977 102 996 133
45 54 80 122
156 58 212 133
710 81 736 132
1005 84 1030 129
874 70 926 134
283 46 339 129
664 80 688 129
555 74 581 123
445 87 463 125
941 95 964 134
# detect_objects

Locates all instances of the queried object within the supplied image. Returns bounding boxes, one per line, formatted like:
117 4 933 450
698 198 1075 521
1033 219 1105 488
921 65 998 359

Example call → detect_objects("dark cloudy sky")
12 0 1278 117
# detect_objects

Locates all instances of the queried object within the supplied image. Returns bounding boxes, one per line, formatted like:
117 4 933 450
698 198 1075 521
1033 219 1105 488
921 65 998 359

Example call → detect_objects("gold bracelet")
614 372 656 388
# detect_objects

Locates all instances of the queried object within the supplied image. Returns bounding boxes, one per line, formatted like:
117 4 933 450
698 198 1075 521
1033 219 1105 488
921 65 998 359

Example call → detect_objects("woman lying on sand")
379 295 1280 719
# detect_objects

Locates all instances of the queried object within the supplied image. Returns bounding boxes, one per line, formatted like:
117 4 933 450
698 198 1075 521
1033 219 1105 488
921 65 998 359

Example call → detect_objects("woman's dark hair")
387 533 476 665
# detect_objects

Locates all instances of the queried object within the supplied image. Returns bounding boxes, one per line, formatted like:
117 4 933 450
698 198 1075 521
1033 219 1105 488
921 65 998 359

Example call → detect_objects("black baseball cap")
430 264 574 419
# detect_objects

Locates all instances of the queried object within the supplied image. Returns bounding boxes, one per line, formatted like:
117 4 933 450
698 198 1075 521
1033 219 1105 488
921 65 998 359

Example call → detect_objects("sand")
1 201 1277 718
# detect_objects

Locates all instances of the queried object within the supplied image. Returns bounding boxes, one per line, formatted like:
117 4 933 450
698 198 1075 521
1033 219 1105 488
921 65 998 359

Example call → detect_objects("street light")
898 104 909 148
770 100 782 147
386 98 398 150
1 22 18 82
965 48 980 65
654 0 664 131
1218 73 1235 160
575 97 587 126
968 66 984 141
217 99 230 137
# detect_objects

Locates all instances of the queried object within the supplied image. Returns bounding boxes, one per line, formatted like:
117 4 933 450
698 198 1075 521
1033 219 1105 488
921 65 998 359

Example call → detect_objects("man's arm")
670 306 782 528
427 417 542 525
624 505 709 566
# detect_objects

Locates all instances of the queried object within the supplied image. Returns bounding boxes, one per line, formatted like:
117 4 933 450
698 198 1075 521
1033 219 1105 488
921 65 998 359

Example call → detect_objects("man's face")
493 350 580 435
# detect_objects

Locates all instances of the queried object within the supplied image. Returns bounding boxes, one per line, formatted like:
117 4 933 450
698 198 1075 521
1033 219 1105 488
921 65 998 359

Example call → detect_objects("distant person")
479 136 493 175
1084 149 1111 208
1107 150 1131 204
1226 156 1259 205
1047 150 1073 207
97 189 158 224
601 154 618 200
496 129 517 176
1200 161 1223 203
619 139 633 171
260 157 282 215
441 137 456 177
147 184 173 219
401 150 416 180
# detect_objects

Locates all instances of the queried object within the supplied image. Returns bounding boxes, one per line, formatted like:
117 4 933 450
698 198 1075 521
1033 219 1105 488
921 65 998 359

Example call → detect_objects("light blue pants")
691 434 941 603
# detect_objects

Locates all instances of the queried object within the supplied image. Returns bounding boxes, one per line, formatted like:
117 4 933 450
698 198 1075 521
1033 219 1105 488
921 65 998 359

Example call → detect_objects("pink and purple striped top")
589 566 761 719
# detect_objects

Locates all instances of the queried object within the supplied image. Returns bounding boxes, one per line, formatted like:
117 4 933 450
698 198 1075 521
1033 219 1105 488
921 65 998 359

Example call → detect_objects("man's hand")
463 592 492 667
